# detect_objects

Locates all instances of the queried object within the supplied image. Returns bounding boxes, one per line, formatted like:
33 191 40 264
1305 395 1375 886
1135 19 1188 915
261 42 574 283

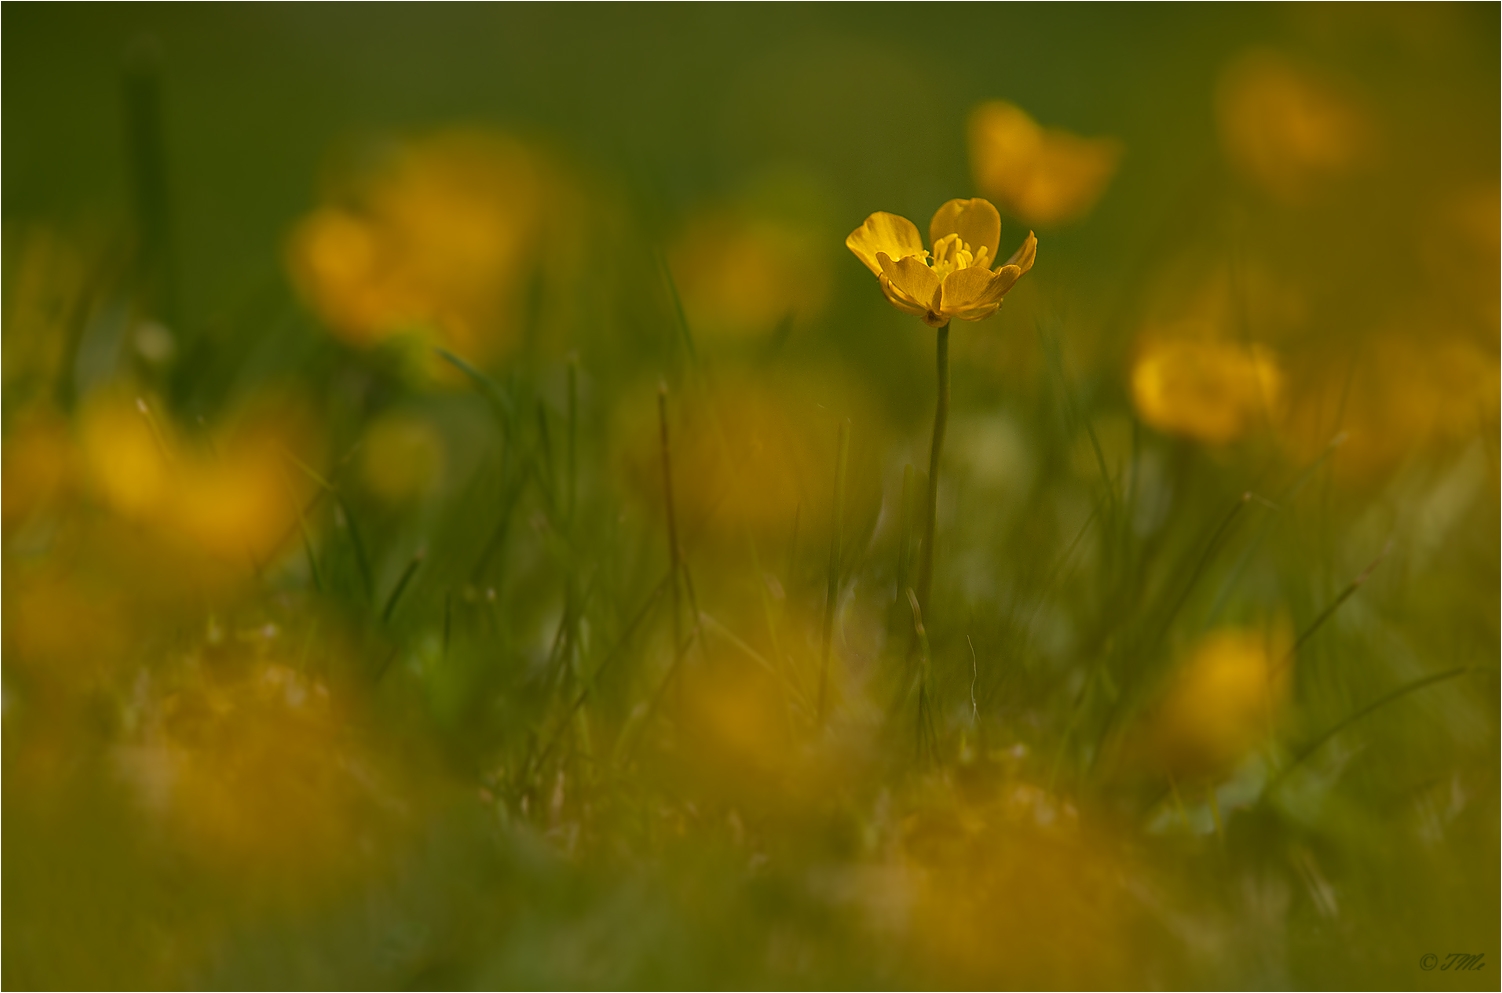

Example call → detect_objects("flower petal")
939 266 1000 314
877 252 942 314
879 275 928 316
928 198 1001 264
999 230 1038 274
987 264 1026 300
939 233 1040 322
846 212 925 276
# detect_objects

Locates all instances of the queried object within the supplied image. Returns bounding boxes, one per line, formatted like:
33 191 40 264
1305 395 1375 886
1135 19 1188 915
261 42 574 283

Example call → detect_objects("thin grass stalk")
906 588 937 764
915 326 949 618
382 548 424 623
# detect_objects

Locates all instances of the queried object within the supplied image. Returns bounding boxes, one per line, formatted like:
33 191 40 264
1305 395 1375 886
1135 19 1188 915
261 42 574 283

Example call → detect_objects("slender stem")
906 588 936 764
915 324 950 618
818 419 851 726
382 548 424 624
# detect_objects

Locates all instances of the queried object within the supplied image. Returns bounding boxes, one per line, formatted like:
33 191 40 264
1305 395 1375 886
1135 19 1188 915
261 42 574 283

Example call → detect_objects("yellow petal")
942 232 1039 321
987 264 1026 300
942 270 1015 321
969 101 1122 226
877 252 942 314
1000 230 1038 273
928 198 1001 265
846 212 925 276
879 275 928 317
939 266 1002 315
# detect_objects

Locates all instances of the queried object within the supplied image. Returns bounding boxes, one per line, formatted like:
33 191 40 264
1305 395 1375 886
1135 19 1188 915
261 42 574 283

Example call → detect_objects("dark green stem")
915 324 950 618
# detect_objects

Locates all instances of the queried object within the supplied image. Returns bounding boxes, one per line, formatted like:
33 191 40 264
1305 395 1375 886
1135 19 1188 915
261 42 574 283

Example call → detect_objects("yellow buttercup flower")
1131 336 1283 445
968 101 1123 227
1134 624 1292 786
846 198 1036 328
1216 50 1374 205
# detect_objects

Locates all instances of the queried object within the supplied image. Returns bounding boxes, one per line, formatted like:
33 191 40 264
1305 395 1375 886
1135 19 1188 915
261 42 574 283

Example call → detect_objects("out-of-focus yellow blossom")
79 389 321 563
1135 624 1291 785
287 130 578 369
1283 331 1500 480
667 660 797 809
3 406 76 532
968 101 1124 227
6 571 133 687
1131 336 1283 444
670 208 829 340
847 199 1036 328
1421 186 1502 333
117 661 395 875
80 392 171 518
1217 50 1375 204
359 409 446 503
897 778 1159 987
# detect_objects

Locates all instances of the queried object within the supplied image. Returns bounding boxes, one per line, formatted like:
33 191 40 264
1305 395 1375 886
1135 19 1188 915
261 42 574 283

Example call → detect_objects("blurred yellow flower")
6 571 133 687
846 198 1036 328
3 406 76 532
287 129 579 368
1282 331 1500 480
968 100 1123 227
79 389 321 563
118 661 396 876
1137 624 1291 785
670 208 829 340
1131 336 1283 445
900 778 1154 988
1217 50 1375 204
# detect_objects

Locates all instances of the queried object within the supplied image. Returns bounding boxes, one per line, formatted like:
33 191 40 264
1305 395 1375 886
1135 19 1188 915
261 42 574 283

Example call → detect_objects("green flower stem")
914 324 950 619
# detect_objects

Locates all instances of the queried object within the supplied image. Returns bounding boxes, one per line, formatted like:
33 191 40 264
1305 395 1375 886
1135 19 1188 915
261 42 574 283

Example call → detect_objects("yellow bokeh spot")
1140 624 1291 784
897 780 1152 988
119 662 391 876
968 100 1123 227
670 208 829 341
79 392 172 518
1131 336 1283 445
1216 50 1375 204
287 129 579 370
3 406 75 531
78 389 321 564
5 572 132 684
1282 331 1501 480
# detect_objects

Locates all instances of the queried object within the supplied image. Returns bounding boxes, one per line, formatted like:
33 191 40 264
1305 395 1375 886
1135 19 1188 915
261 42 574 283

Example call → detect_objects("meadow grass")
4 8 1498 988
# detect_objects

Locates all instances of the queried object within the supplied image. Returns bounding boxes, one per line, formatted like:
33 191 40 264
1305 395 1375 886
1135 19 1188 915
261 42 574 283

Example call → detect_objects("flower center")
929 234 992 279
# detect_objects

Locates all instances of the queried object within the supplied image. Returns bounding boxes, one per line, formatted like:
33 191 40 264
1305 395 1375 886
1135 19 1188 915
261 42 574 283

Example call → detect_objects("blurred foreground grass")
4 6 1499 989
